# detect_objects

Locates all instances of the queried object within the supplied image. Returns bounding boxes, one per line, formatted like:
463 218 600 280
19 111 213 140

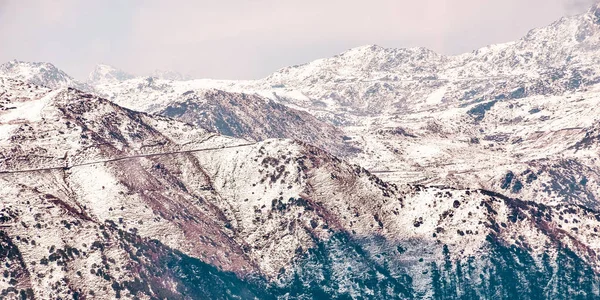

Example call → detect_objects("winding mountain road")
0 142 256 174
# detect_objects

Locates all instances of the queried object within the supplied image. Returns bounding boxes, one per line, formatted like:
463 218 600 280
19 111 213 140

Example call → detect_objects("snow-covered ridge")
0 60 91 92
88 64 192 84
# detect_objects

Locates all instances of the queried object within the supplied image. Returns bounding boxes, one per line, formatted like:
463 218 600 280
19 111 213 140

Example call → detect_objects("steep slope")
195 140 600 298
452 1 600 78
160 89 356 156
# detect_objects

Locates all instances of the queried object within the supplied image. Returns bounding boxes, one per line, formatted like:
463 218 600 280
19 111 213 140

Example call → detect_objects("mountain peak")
0 60 86 90
88 63 134 84
1 60 64 77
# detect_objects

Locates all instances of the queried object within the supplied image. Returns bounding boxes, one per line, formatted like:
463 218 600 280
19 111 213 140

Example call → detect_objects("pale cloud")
0 0 597 80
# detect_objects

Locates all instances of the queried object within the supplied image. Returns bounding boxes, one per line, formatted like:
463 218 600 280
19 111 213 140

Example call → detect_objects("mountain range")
2 2 600 299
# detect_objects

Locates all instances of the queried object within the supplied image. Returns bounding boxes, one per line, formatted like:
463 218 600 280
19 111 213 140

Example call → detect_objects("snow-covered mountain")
79 3 600 209
91 75 358 156
2 77 600 299
3 2 600 299
253 4 600 119
83 3 600 120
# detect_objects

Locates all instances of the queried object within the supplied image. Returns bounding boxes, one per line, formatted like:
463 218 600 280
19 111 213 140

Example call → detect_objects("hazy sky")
0 0 597 80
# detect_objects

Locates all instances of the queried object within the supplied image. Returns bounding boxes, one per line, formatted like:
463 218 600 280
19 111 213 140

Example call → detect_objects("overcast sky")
0 0 597 80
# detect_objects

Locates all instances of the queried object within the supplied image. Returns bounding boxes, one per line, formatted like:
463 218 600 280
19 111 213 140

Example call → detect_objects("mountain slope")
160 89 356 156
3 78 600 298
91 75 356 156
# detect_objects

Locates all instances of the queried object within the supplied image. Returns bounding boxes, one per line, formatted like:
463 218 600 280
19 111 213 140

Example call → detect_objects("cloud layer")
0 0 597 79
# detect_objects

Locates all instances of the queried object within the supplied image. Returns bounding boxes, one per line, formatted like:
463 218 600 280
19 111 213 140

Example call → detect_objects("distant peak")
93 63 118 70
88 63 134 83
150 69 192 81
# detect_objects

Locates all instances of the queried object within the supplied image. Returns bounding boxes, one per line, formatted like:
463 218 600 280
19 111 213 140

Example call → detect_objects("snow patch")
0 124 18 142
425 86 447 105
0 89 60 124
